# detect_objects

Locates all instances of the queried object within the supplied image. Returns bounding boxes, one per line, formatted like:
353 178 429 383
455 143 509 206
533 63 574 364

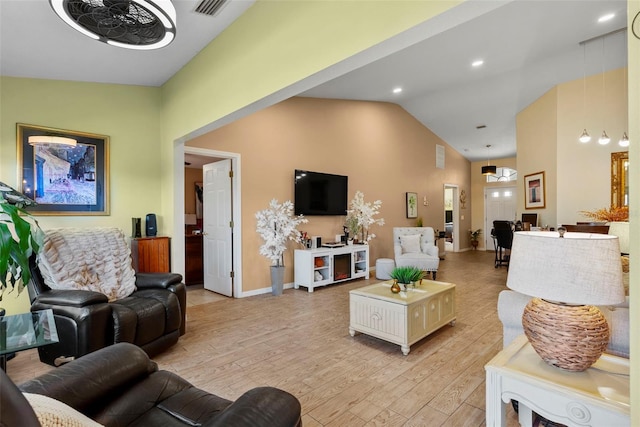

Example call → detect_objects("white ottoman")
376 258 395 280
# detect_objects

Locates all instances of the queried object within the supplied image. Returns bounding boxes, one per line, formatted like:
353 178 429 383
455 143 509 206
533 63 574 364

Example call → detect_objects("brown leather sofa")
0 343 302 427
28 255 187 366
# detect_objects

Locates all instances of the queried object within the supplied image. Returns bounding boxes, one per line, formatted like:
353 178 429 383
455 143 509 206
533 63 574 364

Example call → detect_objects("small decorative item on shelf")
389 266 423 291
345 191 385 244
314 257 324 268
469 228 482 250
390 279 401 294
255 199 308 296
314 271 323 282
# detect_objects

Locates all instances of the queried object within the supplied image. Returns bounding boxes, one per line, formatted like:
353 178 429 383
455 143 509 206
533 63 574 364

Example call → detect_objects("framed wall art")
524 171 545 210
17 123 110 215
406 192 418 218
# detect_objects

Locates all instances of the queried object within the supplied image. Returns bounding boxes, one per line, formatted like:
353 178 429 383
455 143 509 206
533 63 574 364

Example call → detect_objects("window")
487 167 517 182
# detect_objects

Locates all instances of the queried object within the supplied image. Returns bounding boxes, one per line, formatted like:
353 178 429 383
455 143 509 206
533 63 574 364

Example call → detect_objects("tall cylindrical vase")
270 265 285 296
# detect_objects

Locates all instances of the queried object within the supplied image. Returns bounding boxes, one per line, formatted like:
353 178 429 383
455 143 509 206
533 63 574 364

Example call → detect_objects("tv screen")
294 170 348 216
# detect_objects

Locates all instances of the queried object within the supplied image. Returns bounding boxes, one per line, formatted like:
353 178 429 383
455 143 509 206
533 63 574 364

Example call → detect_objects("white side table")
485 335 630 427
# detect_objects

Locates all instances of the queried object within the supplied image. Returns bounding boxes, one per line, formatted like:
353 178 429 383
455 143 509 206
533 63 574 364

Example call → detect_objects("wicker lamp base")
522 298 610 372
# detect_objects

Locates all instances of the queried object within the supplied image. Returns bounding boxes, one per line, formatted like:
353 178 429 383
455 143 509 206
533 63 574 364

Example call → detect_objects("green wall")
0 77 162 313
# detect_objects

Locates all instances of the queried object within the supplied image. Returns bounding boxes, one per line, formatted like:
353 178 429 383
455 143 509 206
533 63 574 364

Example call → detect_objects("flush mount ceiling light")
28 135 77 147
471 59 484 67
392 87 403 94
49 0 177 50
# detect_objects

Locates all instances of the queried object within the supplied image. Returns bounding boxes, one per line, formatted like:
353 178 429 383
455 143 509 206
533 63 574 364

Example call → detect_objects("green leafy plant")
469 228 482 242
0 182 43 301
389 266 423 284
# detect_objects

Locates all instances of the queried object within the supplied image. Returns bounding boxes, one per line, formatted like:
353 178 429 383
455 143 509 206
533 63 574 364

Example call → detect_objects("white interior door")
484 186 516 250
203 159 233 296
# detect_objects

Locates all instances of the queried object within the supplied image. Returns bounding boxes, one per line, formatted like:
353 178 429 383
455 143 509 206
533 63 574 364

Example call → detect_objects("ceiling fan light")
49 0 177 50
598 131 611 145
482 165 497 175
28 135 77 147
618 132 630 147
578 129 591 143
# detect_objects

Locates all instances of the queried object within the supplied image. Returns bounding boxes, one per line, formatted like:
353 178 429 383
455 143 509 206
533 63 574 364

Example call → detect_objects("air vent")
195 0 228 16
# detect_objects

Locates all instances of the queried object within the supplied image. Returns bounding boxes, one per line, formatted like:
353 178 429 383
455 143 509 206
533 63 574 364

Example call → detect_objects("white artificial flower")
256 199 308 266
345 191 384 242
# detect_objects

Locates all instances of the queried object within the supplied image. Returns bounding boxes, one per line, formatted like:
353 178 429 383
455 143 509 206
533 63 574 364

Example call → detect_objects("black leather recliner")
1 342 302 427
27 228 187 366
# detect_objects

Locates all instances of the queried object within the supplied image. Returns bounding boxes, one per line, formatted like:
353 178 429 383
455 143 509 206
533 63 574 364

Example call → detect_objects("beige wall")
516 87 559 228
516 68 628 227
556 68 628 224
0 76 162 313
187 97 470 292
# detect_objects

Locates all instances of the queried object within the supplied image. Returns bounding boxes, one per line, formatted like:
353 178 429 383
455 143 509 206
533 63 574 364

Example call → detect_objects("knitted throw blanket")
38 228 136 302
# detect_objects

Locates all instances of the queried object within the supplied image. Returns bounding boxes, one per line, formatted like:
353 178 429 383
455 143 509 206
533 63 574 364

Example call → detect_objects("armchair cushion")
38 228 136 302
399 234 422 254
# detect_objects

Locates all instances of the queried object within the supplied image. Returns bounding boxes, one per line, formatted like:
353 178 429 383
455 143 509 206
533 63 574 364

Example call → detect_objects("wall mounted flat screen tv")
294 170 348 216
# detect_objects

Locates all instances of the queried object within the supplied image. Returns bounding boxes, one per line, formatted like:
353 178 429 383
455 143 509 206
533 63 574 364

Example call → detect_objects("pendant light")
579 42 591 143
597 36 610 145
481 145 496 175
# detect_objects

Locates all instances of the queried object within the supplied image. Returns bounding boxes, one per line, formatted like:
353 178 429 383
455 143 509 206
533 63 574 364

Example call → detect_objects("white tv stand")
294 245 369 292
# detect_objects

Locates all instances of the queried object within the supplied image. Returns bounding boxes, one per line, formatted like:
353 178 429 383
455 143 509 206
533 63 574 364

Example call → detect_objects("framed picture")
406 192 418 218
195 182 203 219
524 171 545 209
17 123 110 215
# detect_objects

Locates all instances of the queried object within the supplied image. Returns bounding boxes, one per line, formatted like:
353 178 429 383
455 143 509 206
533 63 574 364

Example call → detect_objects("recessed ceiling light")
392 87 402 94
598 13 615 22
472 60 484 67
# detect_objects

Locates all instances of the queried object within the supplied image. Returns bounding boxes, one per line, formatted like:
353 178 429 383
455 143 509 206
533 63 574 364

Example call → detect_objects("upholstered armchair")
393 227 440 280
28 228 186 366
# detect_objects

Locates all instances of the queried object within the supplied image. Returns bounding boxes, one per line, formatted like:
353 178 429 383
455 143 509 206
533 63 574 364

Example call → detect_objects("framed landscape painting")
524 171 545 209
17 123 110 215
406 192 418 218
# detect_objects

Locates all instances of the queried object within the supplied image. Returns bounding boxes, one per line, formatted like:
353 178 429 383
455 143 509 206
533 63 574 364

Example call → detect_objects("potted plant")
345 191 384 244
256 199 308 296
389 266 423 292
0 182 42 310
469 229 482 250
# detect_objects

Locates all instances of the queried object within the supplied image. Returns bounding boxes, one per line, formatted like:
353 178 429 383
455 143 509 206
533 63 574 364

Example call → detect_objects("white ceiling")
0 0 629 162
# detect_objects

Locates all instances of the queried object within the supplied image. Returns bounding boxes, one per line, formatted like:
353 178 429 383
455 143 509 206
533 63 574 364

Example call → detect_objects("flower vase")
270 265 285 296
390 279 401 293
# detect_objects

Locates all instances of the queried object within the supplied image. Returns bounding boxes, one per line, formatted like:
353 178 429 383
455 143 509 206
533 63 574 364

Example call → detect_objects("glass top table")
1 309 59 371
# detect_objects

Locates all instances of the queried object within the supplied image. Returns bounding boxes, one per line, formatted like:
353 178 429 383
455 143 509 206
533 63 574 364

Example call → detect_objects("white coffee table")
349 280 456 355
485 335 630 427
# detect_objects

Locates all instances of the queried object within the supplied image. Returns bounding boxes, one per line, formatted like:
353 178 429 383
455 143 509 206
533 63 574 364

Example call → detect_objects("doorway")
443 184 459 252
175 145 243 298
484 186 516 251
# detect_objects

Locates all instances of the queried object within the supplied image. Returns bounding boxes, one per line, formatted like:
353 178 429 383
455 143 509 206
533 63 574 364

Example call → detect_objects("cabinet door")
313 254 332 284
132 237 170 273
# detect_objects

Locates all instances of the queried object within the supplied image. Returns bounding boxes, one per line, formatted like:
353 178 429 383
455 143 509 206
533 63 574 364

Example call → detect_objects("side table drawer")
350 295 405 343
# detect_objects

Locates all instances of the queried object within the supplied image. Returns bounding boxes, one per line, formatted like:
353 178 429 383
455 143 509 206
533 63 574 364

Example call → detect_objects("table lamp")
608 221 629 254
506 231 625 371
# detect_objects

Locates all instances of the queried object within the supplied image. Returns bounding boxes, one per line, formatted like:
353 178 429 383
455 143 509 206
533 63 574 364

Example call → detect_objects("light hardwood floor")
8 250 521 426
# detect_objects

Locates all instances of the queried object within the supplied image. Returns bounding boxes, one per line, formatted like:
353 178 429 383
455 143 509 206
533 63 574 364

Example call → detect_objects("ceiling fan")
49 0 177 50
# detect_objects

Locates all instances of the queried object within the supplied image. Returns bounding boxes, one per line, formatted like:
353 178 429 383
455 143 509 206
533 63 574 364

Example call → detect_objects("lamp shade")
184 213 197 225
506 231 624 305
608 221 629 254
481 165 496 175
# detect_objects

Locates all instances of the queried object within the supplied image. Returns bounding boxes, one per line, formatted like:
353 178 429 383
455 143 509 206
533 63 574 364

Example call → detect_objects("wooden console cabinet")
131 236 170 273
294 245 369 292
